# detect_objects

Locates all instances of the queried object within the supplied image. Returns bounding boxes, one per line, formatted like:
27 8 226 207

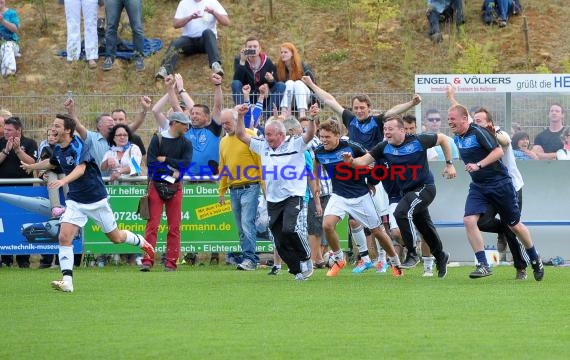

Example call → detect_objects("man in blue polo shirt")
448 104 544 280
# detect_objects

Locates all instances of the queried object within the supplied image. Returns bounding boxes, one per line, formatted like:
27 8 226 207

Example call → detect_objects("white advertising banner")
414 74 570 93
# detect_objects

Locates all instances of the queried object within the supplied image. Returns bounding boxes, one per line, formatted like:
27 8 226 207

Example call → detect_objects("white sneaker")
422 267 434 277
211 61 224 76
51 280 74 292
294 273 307 281
300 259 314 279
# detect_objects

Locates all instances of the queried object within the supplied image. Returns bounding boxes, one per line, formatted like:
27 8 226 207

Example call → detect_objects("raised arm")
235 103 252 146
302 103 318 144
384 94 422 117
151 93 170 130
211 73 223 123
302 76 344 116
128 96 152 133
64 98 88 140
174 73 195 110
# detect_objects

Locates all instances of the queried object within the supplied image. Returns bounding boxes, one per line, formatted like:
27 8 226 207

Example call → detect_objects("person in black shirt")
345 116 455 278
0 116 37 268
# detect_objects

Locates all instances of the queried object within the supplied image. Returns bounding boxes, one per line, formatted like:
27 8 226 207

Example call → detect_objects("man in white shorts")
312 119 403 277
22 114 155 293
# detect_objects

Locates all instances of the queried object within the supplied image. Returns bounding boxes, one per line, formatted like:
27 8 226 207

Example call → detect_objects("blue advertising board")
0 187 82 255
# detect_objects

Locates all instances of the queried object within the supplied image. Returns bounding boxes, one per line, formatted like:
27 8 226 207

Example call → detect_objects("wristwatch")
445 160 453 165
476 162 482 169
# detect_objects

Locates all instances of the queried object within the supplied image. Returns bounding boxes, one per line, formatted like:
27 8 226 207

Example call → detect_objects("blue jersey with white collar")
342 109 385 150
454 124 510 184
314 139 370 199
370 134 437 194
49 135 108 204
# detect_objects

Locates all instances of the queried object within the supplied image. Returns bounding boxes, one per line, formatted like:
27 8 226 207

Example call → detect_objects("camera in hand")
244 49 256 56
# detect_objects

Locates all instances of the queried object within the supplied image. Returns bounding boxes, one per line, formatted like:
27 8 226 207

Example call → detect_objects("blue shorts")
464 179 521 226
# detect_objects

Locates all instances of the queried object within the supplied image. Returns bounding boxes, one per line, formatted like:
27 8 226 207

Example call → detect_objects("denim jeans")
230 184 260 263
104 0 145 58
483 0 511 20
231 80 286 115
161 29 221 74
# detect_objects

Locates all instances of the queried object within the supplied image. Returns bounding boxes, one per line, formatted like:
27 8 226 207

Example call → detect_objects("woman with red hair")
275 42 316 118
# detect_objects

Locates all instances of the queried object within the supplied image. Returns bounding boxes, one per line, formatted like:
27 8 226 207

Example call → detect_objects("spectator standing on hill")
0 0 20 76
448 104 544 281
102 0 146 72
512 132 537 160
275 42 316 118
64 0 99 68
156 0 230 80
556 127 570 160
235 103 315 281
426 0 465 43
21 114 155 292
140 112 192 272
0 116 37 268
218 107 262 271
532 104 565 160
232 36 285 112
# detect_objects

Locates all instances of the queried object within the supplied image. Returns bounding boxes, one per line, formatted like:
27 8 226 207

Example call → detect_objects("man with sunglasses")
424 108 459 161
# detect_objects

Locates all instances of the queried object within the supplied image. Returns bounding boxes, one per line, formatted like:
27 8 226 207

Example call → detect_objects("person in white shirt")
155 0 230 79
235 103 317 281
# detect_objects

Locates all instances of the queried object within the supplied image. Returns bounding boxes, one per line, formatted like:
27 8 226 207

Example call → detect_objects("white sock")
389 255 401 267
351 227 368 254
123 230 143 248
333 250 344 262
377 248 387 263
59 245 74 279
423 256 435 270
275 264 282 269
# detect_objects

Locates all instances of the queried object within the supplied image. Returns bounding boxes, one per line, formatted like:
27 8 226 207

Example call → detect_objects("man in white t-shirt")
235 103 317 281
156 0 230 79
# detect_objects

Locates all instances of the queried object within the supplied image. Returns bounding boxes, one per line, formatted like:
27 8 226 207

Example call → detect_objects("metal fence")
0 93 411 143
2 92 568 144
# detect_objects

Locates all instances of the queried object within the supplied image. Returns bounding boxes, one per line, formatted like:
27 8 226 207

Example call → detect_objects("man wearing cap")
141 112 193 272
